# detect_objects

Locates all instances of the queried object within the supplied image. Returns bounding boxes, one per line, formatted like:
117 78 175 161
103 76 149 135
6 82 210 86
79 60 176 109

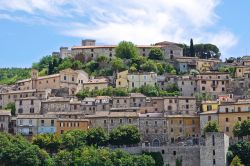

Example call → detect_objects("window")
118 81 121 85
238 117 241 121
192 127 195 132
111 119 113 125
169 99 172 103
225 108 229 113
41 120 44 126
132 82 134 87
186 105 189 109
173 151 176 156
213 159 216 165
202 87 205 90
30 108 34 113
72 77 75 81
225 118 229 122
119 119 122 124
226 127 229 132
51 120 54 126
208 116 211 121
146 129 148 133
201 80 206 84
18 108 23 114
20 120 23 125
179 128 182 132
155 129 158 133
64 76 66 80
213 150 215 155
238 107 241 112
146 121 148 125
144 76 147 80
222 87 225 91
19 100 22 106
186 99 189 103
192 120 195 124
179 120 182 124
212 135 215 146
168 106 172 110
29 119 32 125
155 121 157 126
104 120 107 124
128 118 132 123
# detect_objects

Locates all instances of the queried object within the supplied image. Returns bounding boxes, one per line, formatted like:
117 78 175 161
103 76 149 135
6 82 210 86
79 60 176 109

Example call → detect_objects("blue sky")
0 0 248 67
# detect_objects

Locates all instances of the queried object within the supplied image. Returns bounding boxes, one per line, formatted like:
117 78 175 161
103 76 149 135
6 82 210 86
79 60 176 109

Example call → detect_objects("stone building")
195 58 221 72
41 97 71 114
16 68 89 95
86 111 139 132
139 112 168 146
82 78 109 91
196 71 230 100
129 93 147 107
145 97 165 113
164 96 197 115
0 89 48 109
157 74 178 91
0 110 11 132
199 111 218 135
71 40 183 62
200 132 229 166
15 97 42 115
177 75 197 96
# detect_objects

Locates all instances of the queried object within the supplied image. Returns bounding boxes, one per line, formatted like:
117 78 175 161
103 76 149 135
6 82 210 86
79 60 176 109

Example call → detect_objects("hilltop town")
1 39 250 166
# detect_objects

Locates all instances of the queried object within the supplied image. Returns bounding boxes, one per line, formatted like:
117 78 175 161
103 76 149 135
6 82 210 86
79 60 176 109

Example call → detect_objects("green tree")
109 125 140 146
228 141 250 166
230 155 244 166
190 38 195 57
148 48 164 60
165 83 179 93
86 127 109 147
58 58 73 70
140 60 158 72
53 150 73 166
233 120 250 138
76 88 91 100
143 152 164 166
61 130 87 150
85 60 99 73
32 134 61 154
5 102 15 116
115 41 139 59
111 57 126 72
204 121 219 133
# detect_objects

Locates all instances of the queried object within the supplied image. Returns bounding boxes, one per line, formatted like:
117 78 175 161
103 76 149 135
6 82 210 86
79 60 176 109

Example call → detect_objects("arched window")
152 139 160 147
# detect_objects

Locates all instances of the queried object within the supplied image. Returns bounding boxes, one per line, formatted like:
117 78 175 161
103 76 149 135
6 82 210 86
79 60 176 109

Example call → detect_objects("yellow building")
166 115 200 143
56 119 89 134
116 70 129 88
196 59 221 72
201 101 219 112
218 100 250 137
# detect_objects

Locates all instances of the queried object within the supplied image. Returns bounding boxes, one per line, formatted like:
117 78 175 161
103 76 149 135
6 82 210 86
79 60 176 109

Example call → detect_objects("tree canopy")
148 48 164 60
204 121 219 133
233 120 250 138
115 41 139 59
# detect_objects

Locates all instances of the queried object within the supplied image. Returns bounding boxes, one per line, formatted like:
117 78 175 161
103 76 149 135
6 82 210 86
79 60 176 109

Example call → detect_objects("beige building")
196 72 230 100
116 70 157 90
57 118 89 134
177 75 197 96
0 110 11 132
0 89 48 109
82 78 109 91
15 97 42 115
164 96 197 115
41 97 71 114
86 111 139 132
16 68 89 95
167 115 200 143
195 58 221 72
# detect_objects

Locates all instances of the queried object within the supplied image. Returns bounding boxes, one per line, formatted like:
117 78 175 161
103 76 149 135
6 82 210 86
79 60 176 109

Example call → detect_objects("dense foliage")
131 84 180 97
76 87 129 100
109 125 141 146
148 48 164 60
143 152 164 166
229 155 244 166
233 120 250 138
115 41 139 59
178 41 220 59
0 68 31 85
218 66 236 77
228 141 250 166
4 102 15 116
0 126 155 166
203 121 219 133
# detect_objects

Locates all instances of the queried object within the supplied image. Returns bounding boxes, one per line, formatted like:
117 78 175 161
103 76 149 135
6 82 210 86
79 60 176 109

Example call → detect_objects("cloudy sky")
0 0 249 67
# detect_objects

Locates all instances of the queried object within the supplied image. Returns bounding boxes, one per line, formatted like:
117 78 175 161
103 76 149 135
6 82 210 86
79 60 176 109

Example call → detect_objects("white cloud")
0 0 238 56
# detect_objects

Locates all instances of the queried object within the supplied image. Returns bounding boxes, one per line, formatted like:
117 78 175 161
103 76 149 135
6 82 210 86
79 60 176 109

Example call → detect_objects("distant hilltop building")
52 39 183 61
